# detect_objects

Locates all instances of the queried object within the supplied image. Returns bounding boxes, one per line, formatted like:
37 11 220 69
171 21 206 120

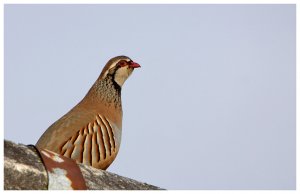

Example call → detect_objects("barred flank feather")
60 115 117 168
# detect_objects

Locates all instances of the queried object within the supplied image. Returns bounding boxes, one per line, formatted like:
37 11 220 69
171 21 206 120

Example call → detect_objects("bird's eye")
118 61 127 67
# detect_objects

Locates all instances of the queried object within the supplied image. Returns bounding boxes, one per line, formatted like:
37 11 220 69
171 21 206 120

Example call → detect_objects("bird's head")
100 56 141 87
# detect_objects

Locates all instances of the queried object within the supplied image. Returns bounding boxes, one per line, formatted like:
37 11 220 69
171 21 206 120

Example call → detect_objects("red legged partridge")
36 56 141 170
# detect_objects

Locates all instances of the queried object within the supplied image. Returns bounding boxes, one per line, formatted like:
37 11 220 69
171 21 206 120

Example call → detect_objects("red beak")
130 61 141 68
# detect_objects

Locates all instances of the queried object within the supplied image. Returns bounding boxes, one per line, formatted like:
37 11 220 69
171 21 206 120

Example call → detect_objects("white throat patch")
114 66 134 87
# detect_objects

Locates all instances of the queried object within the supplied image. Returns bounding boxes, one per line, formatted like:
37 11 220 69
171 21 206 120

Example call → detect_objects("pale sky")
5 4 295 189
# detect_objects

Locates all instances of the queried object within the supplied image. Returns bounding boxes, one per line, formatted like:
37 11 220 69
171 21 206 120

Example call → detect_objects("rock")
4 140 163 190
4 140 47 190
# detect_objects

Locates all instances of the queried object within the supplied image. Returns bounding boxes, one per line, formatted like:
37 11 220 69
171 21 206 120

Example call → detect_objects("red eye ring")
118 61 127 67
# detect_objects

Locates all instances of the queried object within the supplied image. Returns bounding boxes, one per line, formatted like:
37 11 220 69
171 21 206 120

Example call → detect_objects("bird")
36 56 141 170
